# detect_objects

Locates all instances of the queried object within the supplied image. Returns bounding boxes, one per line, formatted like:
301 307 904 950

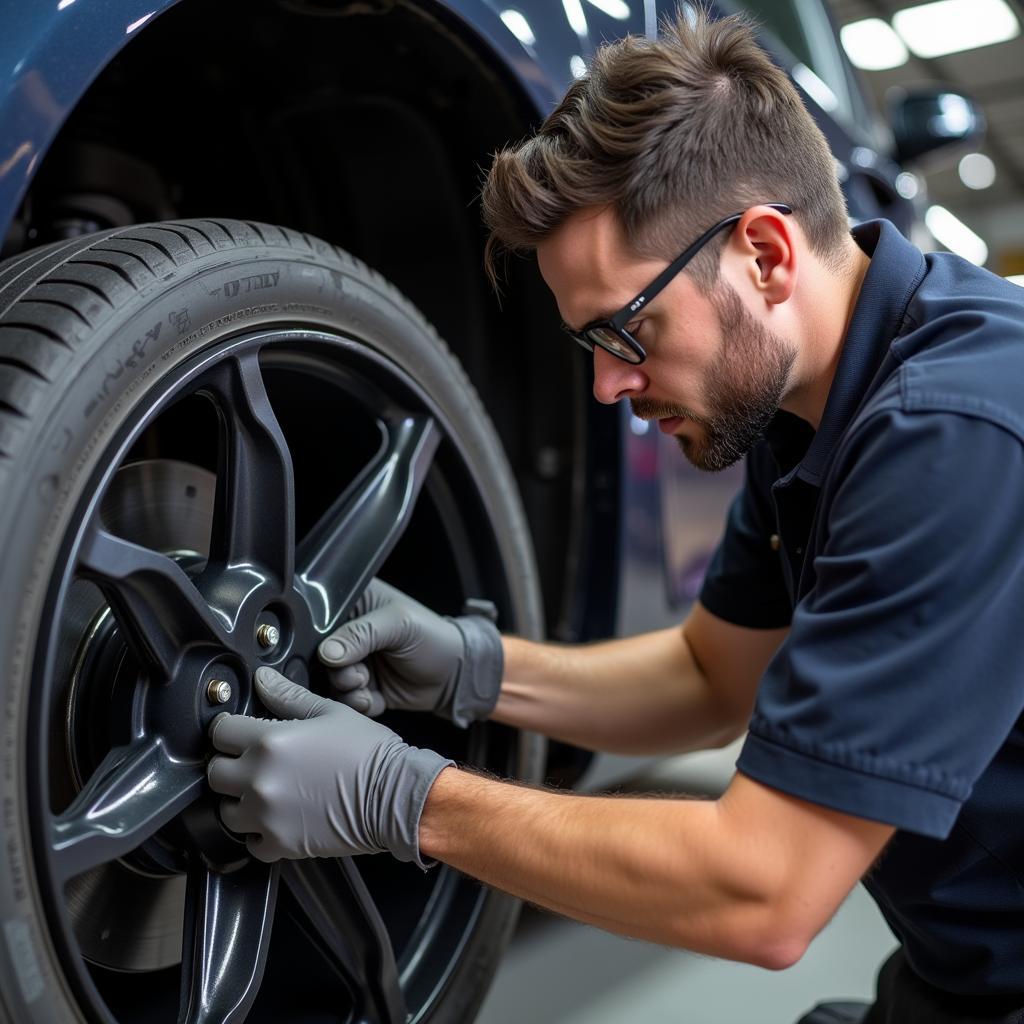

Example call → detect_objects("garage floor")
475 741 898 1024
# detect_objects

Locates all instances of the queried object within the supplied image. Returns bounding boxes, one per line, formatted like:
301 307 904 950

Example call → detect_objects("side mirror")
888 87 986 167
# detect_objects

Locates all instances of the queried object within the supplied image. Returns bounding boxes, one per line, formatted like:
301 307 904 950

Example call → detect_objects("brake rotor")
61 459 215 972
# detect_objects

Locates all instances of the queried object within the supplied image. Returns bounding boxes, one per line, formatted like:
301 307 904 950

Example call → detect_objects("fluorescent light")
895 172 920 199
1006 275 1024 287
892 0 1019 58
585 0 631 18
792 64 838 112
562 0 588 35
570 55 588 79
933 93 974 136
958 153 996 190
500 9 536 47
925 206 988 265
840 18 909 70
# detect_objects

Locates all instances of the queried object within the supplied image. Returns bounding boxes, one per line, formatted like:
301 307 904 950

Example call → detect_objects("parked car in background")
0 2 981 1022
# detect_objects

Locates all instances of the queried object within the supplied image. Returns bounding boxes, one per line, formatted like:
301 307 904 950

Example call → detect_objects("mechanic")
206 9 1024 1023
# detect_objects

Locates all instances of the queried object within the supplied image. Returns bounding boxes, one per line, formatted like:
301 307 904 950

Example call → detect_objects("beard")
630 282 796 471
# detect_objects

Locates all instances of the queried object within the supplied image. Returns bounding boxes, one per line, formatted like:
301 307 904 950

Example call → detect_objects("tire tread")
0 218 502 505
20 296 98 330
68 257 140 292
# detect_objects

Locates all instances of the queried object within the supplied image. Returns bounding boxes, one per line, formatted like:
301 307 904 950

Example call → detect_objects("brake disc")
61 459 215 973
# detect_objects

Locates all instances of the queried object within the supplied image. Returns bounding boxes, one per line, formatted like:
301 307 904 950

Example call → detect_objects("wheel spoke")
202 351 295 583
297 415 440 633
78 524 228 681
51 738 203 882
283 859 407 1024
178 860 279 1024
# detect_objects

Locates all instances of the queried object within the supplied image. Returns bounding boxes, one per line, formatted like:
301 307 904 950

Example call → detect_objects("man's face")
536 206 797 471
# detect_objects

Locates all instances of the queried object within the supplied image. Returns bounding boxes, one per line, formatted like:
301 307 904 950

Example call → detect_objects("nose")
592 345 648 405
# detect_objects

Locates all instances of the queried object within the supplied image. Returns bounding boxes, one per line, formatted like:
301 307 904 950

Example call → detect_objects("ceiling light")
1006 275 1024 287
585 0 631 18
792 64 838 111
563 0 588 36
895 172 920 199
892 0 1019 59
958 153 996 190
500 9 536 47
925 206 988 265
840 18 909 70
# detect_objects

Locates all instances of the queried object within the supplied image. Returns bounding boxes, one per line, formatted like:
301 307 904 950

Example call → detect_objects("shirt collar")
789 219 927 485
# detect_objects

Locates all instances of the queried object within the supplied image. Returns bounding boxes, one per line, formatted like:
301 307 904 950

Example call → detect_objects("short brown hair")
481 5 850 291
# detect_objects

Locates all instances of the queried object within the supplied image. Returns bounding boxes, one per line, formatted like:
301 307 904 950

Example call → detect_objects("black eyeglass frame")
562 203 793 365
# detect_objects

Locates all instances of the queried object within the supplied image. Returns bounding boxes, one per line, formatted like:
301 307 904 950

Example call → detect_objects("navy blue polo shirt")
699 220 1024 995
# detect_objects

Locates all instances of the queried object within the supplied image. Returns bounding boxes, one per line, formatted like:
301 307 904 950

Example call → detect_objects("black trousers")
863 948 1024 1024
799 948 1024 1024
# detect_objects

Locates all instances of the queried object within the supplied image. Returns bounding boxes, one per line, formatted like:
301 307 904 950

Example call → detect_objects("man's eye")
626 320 643 337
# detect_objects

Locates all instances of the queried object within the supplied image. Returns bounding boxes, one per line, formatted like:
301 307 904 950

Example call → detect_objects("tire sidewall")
0 235 544 1024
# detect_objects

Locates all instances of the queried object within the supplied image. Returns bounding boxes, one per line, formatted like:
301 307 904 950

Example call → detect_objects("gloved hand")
317 579 503 728
206 666 453 866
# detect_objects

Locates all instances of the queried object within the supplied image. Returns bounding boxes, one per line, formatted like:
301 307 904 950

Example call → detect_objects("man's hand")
206 667 453 866
316 579 503 727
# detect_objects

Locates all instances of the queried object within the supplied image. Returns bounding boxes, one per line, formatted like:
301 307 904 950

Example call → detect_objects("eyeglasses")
561 203 793 365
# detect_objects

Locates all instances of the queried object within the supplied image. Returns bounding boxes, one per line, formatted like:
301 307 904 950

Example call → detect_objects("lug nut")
256 624 280 649
207 680 233 705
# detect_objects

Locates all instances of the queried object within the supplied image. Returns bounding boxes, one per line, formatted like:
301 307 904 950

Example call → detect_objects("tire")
0 219 545 1024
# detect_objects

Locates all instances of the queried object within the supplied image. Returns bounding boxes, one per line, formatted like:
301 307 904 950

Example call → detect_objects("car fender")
0 0 653 242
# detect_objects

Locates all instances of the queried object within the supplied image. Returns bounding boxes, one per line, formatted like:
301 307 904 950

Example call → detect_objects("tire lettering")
83 322 161 419
2 917 44 1003
217 271 280 299
2 798 27 903
281 302 331 317
168 307 192 335
50 428 71 454
164 303 281 362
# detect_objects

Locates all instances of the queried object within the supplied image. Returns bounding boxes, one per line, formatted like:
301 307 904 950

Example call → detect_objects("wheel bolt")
207 679 233 705
256 624 280 650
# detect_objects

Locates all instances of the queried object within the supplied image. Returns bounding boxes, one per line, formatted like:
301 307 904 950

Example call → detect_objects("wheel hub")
61 458 314 971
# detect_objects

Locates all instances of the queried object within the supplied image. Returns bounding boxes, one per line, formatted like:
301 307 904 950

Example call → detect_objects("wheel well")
13 0 620 641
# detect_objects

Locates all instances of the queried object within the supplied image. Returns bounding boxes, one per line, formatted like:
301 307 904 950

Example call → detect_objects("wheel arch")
3 0 622 643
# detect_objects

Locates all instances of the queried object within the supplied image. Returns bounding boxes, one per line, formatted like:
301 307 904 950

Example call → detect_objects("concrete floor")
476 741 898 1024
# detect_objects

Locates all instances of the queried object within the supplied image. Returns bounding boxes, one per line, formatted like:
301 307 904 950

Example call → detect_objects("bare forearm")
418 766 790 966
491 628 741 755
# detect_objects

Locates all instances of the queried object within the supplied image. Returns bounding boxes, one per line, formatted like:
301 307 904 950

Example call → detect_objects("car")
0 2 982 1023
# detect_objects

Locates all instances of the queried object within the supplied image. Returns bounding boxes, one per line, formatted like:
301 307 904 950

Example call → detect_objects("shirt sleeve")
738 407 1024 839
699 441 793 629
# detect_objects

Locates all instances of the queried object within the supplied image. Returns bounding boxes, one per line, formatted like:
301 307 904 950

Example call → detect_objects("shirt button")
796 547 803 555
770 534 780 551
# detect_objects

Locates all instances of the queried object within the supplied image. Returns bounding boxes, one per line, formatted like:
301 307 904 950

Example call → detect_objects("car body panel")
0 0 179 229
2 0 642 235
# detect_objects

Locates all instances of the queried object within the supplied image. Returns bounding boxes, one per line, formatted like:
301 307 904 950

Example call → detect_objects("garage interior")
2 0 1022 1020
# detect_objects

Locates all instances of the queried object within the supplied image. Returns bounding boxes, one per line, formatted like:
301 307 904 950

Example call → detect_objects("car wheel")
0 219 544 1024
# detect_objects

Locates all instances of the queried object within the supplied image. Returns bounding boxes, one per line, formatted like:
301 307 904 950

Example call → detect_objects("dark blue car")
0 2 980 1022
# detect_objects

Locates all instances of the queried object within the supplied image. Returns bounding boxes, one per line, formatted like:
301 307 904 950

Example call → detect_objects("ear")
727 205 797 306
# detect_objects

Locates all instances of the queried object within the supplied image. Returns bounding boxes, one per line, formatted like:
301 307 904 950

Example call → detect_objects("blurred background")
832 0 1023 282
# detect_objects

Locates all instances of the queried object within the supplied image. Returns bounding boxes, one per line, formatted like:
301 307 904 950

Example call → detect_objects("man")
207 9 1024 1022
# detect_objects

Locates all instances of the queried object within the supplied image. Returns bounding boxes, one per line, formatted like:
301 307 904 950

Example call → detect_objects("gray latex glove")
317 579 503 728
207 666 453 866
